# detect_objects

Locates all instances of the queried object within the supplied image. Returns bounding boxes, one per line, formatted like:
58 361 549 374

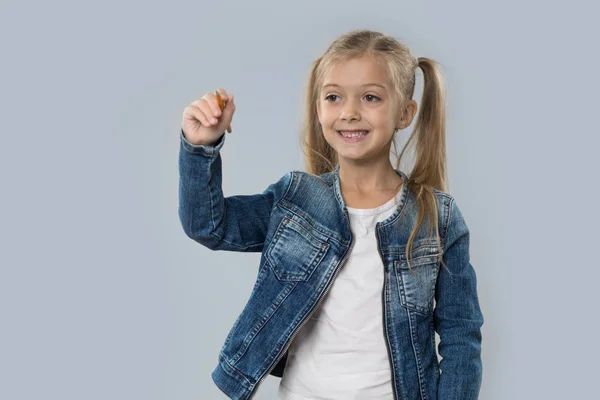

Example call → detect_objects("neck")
338 158 403 193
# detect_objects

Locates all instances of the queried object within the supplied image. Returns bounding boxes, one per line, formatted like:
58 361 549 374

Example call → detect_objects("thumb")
223 93 235 118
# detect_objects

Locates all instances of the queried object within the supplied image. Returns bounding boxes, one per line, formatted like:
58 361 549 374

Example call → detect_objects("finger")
186 104 213 127
222 94 235 133
224 93 235 113
201 93 222 118
202 102 221 125
190 100 218 125
193 99 220 125
215 88 229 102
214 90 225 113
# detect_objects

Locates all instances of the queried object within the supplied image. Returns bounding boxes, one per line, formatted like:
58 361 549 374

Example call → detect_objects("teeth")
339 131 368 138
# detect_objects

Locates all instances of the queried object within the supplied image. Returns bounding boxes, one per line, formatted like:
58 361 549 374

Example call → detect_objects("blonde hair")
300 29 449 273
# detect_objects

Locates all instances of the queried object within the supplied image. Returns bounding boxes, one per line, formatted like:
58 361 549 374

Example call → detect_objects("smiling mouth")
337 130 370 138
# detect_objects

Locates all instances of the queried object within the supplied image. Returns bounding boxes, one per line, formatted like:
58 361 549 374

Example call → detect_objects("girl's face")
317 55 407 164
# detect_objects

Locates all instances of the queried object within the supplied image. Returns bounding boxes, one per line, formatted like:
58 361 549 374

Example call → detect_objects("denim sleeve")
178 128 293 252
434 197 484 399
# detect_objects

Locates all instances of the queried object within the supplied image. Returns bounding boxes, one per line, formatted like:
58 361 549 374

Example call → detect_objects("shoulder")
287 169 335 191
432 187 453 202
272 170 340 215
431 188 466 220
430 188 470 249
267 169 334 202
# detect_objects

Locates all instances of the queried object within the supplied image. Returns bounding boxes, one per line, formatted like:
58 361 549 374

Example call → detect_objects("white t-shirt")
278 187 403 400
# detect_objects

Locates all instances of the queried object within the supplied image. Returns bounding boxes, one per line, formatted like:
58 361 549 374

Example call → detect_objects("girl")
179 29 484 400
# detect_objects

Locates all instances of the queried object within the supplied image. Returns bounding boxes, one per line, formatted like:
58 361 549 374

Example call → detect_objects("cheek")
317 109 334 126
374 110 395 127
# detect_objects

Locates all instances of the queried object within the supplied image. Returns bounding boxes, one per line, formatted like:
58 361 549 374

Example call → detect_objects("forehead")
322 55 390 90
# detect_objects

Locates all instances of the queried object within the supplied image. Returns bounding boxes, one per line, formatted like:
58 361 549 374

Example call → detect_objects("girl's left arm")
434 197 484 400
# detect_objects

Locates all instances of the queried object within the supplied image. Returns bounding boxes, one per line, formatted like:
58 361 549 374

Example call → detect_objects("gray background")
1 0 597 399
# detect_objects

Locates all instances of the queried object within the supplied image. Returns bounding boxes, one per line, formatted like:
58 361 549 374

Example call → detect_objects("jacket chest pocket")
394 240 441 315
266 216 330 282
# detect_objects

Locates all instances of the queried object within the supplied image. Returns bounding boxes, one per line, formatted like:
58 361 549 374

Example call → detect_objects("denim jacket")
178 129 484 400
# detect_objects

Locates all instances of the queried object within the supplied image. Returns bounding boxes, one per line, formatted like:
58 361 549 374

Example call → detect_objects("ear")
398 100 418 129
407 100 418 124
395 107 405 129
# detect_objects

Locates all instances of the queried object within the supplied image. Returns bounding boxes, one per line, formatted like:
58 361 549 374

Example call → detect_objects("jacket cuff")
180 127 226 156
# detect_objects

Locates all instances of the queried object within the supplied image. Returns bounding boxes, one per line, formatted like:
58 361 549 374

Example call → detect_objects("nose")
340 98 360 121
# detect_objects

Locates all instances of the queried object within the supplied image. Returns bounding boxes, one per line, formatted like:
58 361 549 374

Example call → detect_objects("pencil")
215 90 232 133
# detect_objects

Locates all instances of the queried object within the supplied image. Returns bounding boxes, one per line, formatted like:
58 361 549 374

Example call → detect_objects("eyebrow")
322 83 387 90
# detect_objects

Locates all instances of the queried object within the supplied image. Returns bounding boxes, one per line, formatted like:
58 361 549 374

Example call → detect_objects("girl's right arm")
178 89 293 252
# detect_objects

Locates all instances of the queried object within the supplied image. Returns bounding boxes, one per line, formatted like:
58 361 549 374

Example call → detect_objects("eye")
324 94 381 102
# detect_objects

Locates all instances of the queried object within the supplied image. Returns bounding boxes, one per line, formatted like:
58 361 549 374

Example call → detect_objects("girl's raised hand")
182 88 235 146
